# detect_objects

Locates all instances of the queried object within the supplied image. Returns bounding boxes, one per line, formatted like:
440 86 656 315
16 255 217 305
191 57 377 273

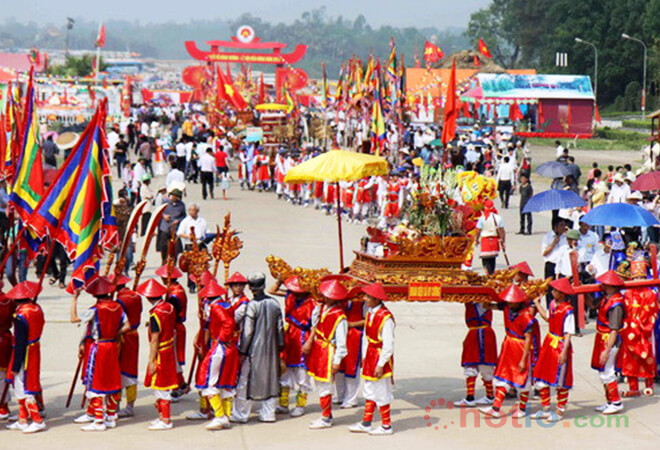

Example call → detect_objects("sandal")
48 278 57 285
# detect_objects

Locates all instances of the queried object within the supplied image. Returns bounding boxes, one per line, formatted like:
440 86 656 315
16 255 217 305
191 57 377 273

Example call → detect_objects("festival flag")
509 101 524 122
2 82 20 180
363 56 375 90
473 54 481 66
441 60 458 147
283 86 295 114
9 69 44 223
27 100 118 287
216 67 248 110
258 72 265 104
423 41 444 66
387 38 397 80
335 65 345 104
95 23 106 48
370 71 386 156
477 38 492 58
321 62 328 109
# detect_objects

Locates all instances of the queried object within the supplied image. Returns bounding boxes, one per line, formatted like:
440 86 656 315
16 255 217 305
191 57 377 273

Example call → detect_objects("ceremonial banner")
27 100 118 287
9 70 44 222
408 282 442 301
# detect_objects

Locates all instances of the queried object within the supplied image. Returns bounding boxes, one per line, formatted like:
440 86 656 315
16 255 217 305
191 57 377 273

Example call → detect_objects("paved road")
6 146 659 449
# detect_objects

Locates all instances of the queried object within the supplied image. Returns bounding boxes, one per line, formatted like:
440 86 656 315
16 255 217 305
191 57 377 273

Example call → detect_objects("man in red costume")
510 262 541 376
305 277 348 429
348 282 395 436
336 285 365 409
156 264 189 396
5 281 46 434
138 279 179 430
480 285 536 419
195 280 240 430
591 270 626 415
618 264 658 397
531 278 575 422
112 273 143 418
0 285 15 420
76 276 129 432
455 301 497 408
269 275 314 417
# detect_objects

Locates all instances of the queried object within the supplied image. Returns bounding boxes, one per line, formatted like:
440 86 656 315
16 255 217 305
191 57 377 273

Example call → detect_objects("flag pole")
335 182 345 271
95 45 101 84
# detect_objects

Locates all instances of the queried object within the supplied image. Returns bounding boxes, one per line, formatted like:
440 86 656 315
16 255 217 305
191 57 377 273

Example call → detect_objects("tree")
46 55 106 77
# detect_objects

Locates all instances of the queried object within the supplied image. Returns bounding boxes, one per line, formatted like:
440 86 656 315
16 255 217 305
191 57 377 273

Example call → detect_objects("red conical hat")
6 281 41 300
136 279 168 298
319 279 349 301
155 264 183 279
596 270 625 287
108 273 132 286
510 262 534 277
86 276 116 297
498 284 528 303
199 280 227 298
284 275 307 294
226 272 248 284
550 277 575 295
191 270 215 286
361 282 388 302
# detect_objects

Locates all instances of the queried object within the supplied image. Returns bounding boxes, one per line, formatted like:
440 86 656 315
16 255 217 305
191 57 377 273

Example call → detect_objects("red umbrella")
631 171 660 191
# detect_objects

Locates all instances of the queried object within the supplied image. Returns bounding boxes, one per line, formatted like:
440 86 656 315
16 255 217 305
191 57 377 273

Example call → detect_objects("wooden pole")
569 249 585 330
335 182 344 271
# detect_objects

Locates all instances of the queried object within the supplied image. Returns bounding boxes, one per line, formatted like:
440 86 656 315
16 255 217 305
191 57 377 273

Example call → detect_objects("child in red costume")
531 278 575 421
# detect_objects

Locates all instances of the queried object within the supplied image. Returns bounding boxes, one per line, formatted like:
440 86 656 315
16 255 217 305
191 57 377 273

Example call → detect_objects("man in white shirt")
587 233 613 278
165 163 185 192
607 174 630 203
555 229 584 277
495 156 516 208
198 148 216 200
175 139 187 171
577 219 599 265
555 141 565 159
542 218 568 305
176 203 208 247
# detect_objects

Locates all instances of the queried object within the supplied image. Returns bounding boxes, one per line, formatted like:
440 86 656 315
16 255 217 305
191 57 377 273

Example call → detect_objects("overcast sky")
6 0 490 28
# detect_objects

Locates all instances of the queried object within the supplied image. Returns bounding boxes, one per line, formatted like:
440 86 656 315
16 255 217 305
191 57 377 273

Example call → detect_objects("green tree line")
466 0 660 110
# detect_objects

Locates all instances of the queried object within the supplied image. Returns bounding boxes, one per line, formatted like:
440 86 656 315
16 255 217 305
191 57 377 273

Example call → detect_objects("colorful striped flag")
27 100 118 287
9 70 44 222
370 69 386 156
2 82 21 181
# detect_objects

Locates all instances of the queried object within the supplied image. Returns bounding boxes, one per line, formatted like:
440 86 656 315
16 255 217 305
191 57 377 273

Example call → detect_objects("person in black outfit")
114 134 129 178
518 174 533 235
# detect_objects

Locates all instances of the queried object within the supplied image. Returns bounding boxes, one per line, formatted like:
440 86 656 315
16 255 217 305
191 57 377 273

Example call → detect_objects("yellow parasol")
284 150 389 183
284 149 389 270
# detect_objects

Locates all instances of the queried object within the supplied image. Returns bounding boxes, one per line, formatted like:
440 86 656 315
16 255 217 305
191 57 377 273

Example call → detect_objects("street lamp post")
575 37 598 103
622 33 648 119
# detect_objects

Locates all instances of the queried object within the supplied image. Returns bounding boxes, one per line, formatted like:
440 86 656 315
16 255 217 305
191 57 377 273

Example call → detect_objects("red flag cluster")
423 41 444 66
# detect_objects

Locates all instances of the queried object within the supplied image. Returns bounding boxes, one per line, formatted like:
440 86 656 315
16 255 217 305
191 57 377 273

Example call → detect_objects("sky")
5 0 490 28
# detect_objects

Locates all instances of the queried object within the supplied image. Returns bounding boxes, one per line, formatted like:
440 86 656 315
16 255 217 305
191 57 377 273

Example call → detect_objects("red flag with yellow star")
477 38 492 58
423 41 444 66
216 66 247 110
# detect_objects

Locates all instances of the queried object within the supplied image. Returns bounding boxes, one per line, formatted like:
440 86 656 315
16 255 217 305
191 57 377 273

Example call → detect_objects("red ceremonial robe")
591 293 625 371
0 295 15 372
117 288 142 379
493 306 536 388
168 283 188 366
196 300 240 390
461 303 498 366
361 305 394 381
340 300 364 378
145 301 179 390
307 305 346 382
282 293 314 368
8 302 45 395
83 300 125 394
618 288 658 378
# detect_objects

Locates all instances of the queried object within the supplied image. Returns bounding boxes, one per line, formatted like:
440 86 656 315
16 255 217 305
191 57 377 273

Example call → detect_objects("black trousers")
482 256 497 275
498 180 512 208
544 261 556 306
519 211 532 233
201 172 214 199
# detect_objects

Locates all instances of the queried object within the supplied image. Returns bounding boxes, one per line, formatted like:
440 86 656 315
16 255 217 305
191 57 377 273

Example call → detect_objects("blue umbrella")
580 203 660 227
523 189 586 213
535 161 571 178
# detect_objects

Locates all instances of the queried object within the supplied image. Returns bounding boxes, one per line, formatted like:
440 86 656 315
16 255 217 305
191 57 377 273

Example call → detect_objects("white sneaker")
348 422 372 433
595 403 609 412
258 415 276 423
74 413 95 424
117 406 134 418
369 425 393 436
229 415 247 424
290 406 305 417
308 417 332 429
23 421 46 434
186 411 210 420
205 416 229 430
275 405 289 414
6 421 28 431
105 417 117 429
478 407 500 418
81 422 107 432
454 398 476 408
531 409 551 420
475 396 494 405
511 409 527 419
148 419 173 430
545 410 564 422
602 403 624 415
